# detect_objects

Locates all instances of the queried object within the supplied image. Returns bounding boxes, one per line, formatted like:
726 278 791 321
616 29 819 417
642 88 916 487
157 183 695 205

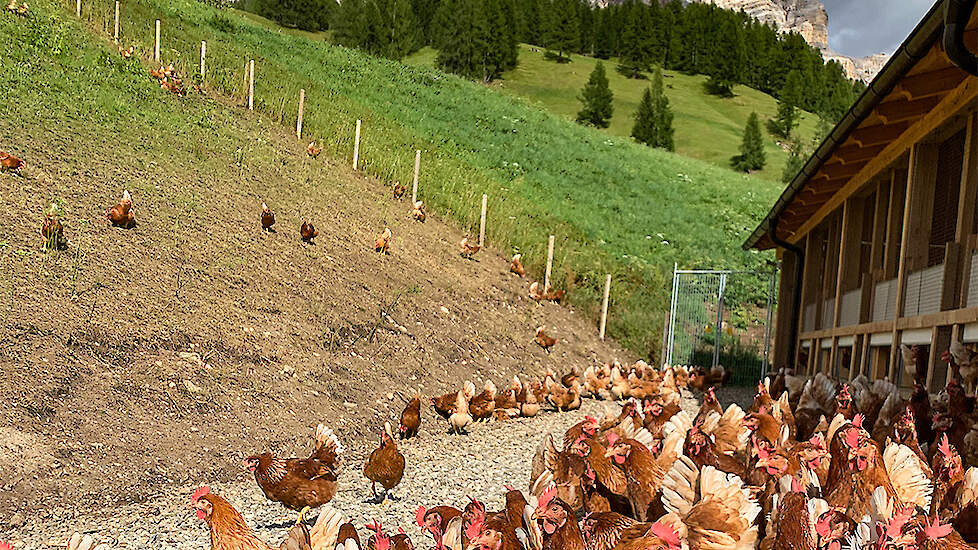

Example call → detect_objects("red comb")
606 432 620 446
398 527 406 535
791 477 803 493
938 434 952 458
815 513 832 537
538 486 557 508
844 427 860 449
504 484 515 492
650 521 682 549
367 519 382 534
464 514 483 540
416 505 427 528
852 414 865 428
0 541 12 550
917 516 954 542
191 486 210 503
809 434 825 450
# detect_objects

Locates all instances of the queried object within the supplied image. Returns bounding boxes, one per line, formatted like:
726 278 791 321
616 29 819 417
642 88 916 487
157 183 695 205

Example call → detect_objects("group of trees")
247 0 863 117
577 63 674 152
248 0 865 172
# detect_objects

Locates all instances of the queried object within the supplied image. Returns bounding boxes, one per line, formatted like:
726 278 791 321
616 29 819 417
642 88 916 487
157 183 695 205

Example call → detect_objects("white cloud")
824 0 935 58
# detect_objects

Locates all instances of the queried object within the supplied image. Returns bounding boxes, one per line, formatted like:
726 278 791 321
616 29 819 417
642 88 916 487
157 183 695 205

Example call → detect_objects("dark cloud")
823 0 934 58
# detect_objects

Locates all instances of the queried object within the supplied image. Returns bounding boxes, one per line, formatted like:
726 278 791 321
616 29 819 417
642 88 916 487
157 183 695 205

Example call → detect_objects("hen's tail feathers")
315 424 344 463
661 454 699 516
68 533 110 550
883 440 932 511
522 503 544 550
442 515 463 550
956 467 978 509
826 413 849 448
309 505 345 550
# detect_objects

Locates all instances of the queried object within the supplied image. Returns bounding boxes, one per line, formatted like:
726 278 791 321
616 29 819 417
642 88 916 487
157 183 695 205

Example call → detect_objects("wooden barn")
745 0 978 390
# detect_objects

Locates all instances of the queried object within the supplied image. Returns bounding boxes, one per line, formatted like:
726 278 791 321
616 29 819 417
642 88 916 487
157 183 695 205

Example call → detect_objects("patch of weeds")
207 12 237 34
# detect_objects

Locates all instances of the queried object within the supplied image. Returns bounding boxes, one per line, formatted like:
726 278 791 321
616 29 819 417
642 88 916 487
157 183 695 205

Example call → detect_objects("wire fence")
664 266 777 386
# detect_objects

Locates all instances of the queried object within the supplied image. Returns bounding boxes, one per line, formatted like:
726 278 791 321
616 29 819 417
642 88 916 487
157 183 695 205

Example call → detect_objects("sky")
823 0 935 58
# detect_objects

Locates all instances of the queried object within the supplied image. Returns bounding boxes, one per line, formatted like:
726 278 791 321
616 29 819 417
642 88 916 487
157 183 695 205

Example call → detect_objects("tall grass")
51 0 775 358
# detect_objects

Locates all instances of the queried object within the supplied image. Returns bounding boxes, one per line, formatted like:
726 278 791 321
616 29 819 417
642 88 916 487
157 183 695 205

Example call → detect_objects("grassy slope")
23 0 774 357
0 0 632 516
237 10 815 181
406 46 818 181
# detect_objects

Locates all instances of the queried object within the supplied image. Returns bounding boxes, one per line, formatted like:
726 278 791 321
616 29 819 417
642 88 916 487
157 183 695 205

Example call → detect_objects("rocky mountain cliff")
689 0 890 82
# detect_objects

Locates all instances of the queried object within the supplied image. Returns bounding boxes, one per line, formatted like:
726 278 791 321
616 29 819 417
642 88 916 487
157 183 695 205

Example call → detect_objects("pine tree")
732 112 766 172
770 69 802 138
592 7 615 59
576 61 613 128
331 0 368 48
781 139 805 184
705 17 744 96
545 0 579 62
387 0 423 59
631 67 673 151
434 0 490 80
617 0 653 78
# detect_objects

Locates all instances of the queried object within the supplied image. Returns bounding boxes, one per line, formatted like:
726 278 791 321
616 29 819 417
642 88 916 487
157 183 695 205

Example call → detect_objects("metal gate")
664 266 777 386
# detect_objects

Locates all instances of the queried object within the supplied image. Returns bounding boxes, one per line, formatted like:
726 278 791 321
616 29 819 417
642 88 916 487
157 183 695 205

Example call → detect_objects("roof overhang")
744 0 978 250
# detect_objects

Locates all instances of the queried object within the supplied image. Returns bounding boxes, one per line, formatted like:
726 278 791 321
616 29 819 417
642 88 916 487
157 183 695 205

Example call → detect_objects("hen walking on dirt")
243 423 343 514
363 423 405 505
261 202 275 231
106 190 135 228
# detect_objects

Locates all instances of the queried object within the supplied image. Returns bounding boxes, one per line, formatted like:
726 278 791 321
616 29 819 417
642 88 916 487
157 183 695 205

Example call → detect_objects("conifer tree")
434 0 489 79
732 112 766 172
631 67 673 151
592 8 615 59
770 69 802 138
617 1 653 78
545 0 580 62
387 0 423 59
782 139 806 184
577 61 614 128
705 17 744 96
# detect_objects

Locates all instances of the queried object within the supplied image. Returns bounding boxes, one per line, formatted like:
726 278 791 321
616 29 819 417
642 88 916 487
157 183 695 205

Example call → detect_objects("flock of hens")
6 10 978 550
48 347 978 550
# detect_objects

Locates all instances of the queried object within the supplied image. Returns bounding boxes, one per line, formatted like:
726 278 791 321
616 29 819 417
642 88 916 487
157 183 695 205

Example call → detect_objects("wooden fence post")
248 60 255 111
154 19 160 62
200 41 206 79
544 235 555 292
411 149 420 203
296 89 305 140
75 0 80 17
479 194 488 247
113 1 119 42
599 274 612 340
353 119 361 170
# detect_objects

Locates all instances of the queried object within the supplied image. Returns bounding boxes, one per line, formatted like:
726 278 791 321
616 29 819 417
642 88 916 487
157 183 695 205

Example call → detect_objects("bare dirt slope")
0 50 632 528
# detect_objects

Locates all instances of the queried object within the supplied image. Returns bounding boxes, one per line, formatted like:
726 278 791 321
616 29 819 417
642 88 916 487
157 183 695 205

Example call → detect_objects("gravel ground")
3 386 757 549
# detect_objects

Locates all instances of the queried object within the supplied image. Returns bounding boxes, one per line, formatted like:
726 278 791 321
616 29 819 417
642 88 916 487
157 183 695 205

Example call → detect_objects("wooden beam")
870 181 889 273
833 143 888 164
905 144 938 272
876 96 942 123
822 162 867 180
850 121 913 147
889 146 926 378
894 67 968 100
956 114 978 243
884 171 907 278
786 77 978 245
925 326 940 391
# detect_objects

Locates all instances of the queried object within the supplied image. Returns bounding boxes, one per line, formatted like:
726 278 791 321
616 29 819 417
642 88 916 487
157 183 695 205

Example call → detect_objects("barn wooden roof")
745 0 978 250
